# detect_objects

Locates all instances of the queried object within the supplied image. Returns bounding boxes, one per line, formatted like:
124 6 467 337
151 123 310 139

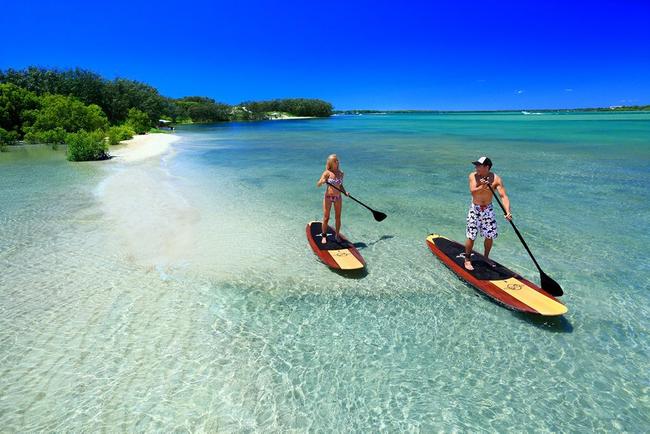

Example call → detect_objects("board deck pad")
433 237 516 281
307 221 365 270
426 234 567 316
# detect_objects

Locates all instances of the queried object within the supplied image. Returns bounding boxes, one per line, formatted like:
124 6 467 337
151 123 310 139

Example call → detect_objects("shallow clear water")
1 112 649 431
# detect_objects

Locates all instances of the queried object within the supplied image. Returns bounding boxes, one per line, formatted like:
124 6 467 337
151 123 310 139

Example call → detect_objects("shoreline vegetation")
3 67 647 160
0 66 333 160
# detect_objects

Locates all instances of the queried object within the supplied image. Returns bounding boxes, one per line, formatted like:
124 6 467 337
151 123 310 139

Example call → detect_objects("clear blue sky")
1 0 648 110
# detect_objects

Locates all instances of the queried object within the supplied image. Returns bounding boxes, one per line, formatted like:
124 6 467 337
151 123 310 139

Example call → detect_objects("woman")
316 154 350 244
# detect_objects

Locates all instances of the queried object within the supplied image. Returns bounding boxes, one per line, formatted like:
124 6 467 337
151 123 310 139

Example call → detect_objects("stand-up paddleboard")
426 234 567 316
307 221 365 270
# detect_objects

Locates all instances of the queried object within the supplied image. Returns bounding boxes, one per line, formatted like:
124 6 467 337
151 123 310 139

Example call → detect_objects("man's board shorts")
466 203 498 240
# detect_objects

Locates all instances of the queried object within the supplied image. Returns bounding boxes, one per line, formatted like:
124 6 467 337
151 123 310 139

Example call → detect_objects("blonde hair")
325 154 339 171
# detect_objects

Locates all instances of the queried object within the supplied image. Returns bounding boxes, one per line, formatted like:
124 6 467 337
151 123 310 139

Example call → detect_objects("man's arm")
469 173 487 193
494 176 512 220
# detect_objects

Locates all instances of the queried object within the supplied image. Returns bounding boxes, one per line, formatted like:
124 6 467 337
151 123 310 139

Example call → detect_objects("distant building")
157 119 174 130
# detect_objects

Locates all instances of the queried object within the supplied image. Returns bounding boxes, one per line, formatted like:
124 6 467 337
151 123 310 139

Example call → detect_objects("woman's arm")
317 171 329 187
339 171 349 195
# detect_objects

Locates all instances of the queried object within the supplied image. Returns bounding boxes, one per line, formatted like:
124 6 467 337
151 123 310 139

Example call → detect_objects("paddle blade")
540 271 564 297
373 210 387 222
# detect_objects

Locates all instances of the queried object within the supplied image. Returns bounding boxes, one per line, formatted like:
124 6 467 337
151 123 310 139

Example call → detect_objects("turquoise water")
1 112 649 431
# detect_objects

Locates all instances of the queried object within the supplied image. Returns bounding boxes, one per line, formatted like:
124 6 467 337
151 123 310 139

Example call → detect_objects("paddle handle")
326 182 373 212
487 184 543 273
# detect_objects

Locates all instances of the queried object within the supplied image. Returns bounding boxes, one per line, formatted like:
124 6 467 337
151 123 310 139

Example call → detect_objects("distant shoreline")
334 106 650 115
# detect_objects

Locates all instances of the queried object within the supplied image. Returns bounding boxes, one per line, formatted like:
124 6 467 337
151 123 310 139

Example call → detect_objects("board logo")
334 251 349 257
506 283 523 291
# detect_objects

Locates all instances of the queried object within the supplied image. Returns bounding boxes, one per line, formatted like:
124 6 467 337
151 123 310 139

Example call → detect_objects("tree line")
0 67 333 160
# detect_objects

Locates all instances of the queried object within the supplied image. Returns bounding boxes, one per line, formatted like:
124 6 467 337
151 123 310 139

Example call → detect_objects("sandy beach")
269 116 315 120
109 133 180 162
266 112 315 120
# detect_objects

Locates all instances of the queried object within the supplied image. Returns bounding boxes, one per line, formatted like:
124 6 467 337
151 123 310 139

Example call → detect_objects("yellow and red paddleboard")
426 234 567 316
307 221 365 270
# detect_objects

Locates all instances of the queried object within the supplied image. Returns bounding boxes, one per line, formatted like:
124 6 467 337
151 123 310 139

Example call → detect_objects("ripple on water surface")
1 114 649 431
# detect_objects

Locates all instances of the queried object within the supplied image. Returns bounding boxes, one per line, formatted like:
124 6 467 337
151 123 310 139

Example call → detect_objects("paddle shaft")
326 182 375 212
487 184 543 272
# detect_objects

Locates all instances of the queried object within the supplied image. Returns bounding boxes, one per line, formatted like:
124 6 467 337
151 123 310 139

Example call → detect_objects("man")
464 156 512 271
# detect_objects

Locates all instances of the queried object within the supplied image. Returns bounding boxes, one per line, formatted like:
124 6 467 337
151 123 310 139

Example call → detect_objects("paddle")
326 181 387 222
487 183 564 296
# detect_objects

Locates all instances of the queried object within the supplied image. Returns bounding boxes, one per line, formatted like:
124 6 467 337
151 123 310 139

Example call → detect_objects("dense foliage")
107 125 135 146
241 98 333 117
174 96 232 122
66 129 108 161
28 94 108 133
0 66 333 160
24 127 68 145
0 67 169 124
0 83 40 136
0 127 18 151
126 108 151 134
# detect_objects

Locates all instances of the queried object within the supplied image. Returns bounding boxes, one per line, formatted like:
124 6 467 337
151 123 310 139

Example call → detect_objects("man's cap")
472 156 493 166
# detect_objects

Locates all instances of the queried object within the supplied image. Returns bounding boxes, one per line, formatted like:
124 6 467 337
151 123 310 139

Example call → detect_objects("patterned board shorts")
466 203 498 240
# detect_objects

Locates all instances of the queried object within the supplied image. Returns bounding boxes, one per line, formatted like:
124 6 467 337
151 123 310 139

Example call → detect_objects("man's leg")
481 205 497 266
465 205 478 271
464 238 475 271
483 237 493 258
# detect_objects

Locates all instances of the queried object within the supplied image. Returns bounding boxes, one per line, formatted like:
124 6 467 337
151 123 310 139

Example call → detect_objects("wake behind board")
307 221 365 270
426 234 567 316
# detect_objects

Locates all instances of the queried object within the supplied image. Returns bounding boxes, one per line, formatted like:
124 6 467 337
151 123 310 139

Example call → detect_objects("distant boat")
521 111 543 115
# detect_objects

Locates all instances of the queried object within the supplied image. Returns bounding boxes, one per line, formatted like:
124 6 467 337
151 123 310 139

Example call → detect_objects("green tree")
173 96 232 122
106 124 135 145
239 98 333 117
24 127 67 145
126 107 151 134
103 79 167 124
0 83 40 136
66 129 108 161
27 94 108 133
0 67 171 124
0 127 18 151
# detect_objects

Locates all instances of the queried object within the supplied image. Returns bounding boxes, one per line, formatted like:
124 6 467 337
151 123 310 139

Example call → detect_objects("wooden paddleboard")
306 221 365 270
426 234 567 316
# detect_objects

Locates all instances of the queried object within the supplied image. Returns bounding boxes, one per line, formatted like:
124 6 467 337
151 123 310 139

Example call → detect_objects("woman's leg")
334 198 342 241
322 197 331 244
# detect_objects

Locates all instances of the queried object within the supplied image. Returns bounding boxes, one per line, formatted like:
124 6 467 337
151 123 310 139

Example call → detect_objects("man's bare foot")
335 234 342 243
464 260 474 271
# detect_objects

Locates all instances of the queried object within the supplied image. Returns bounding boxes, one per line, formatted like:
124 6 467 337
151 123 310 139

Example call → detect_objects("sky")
1 0 649 110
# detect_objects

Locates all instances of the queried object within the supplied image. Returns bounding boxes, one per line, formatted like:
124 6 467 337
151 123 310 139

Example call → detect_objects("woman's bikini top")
328 176 342 186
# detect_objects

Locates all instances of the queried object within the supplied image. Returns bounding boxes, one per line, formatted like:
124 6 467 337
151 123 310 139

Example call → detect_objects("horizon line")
332 105 650 112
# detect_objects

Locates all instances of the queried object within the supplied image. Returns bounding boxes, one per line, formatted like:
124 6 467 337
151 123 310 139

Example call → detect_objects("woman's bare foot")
321 234 327 244
335 234 342 243
464 259 474 271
